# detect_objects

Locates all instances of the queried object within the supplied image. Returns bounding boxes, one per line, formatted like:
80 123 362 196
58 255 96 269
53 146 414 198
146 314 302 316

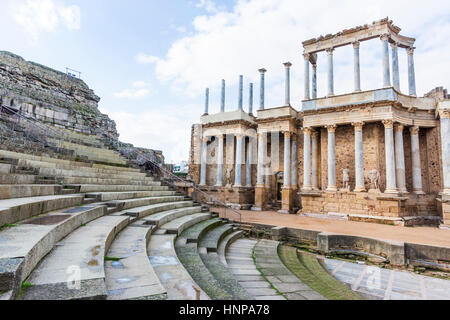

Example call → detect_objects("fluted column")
353 122 365 192
440 109 450 195
326 48 334 96
204 88 209 115
311 130 319 190
391 43 400 91
283 131 291 188
246 138 253 187
215 135 224 187
381 34 391 88
199 137 208 186
259 68 266 110
303 128 312 191
284 62 292 106
394 124 407 193
256 132 265 187
326 125 337 191
238 75 243 110
291 134 298 189
304 54 310 100
312 63 317 99
407 47 417 96
383 120 398 193
234 134 244 187
353 41 361 92
249 83 254 115
410 126 424 194
220 79 225 112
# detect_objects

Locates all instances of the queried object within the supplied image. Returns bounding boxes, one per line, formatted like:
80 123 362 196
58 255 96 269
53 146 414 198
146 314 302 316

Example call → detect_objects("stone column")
234 134 244 187
291 134 298 189
410 126 424 194
381 34 391 88
249 83 254 115
259 68 266 110
440 109 450 195
284 62 292 106
246 138 253 187
204 88 209 115
303 127 312 191
326 125 337 192
220 79 225 112
199 137 208 186
311 131 319 190
394 124 407 193
326 48 334 96
238 75 243 110
256 132 265 186
391 43 400 91
353 122 365 192
283 132 291 188
215 135 224 187
353 41 361 92
304 54 310 100
312 63 317 99
383 120 398 194
407 47 417 96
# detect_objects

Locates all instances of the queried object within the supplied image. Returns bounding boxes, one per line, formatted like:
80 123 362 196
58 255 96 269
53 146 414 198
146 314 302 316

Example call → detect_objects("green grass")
17 282 34 300
0 224 17 231
278 245 364 300
104 256 122 261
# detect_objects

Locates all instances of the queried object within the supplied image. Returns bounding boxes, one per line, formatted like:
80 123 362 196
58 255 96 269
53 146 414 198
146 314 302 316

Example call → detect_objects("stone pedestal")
279 188 294 214
252 186 265 211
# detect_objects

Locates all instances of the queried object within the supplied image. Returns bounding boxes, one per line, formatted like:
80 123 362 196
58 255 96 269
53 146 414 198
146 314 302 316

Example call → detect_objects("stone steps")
159 212 212 236
62 176 160 186
37 167 149 180
118 201 196 220
0 205 106 299
74 184 169 193
0 194 85 226
218 230 244 267
0 173 37 185
85 191 176 202
21 215 130 300
107 195 185 211
104 223 167 300
138 206 203 228
199 224 234 253
0 184 62 200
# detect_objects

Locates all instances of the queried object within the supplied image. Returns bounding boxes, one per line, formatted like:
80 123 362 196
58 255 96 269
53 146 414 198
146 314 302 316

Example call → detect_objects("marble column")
303 128 312 190
410 126 424 194
381 34 391 88
215 135 224 187
199 137 208 186
220 79 225 112
283 132 291 188
249 83 254 115
440 109 450 195
304 54 310 100
256 132 265 187
234 134 244 187
326 125 337 191
394 124 407 193
353 41 361 92
284 62 292 106
238 75 243 110
353 122 365 192
204 88 209 115
383 120 398 193
259 68 266 110
311 130 319 190
326 48 334 96
291 134 298 189
312 63 317 99
391 43 400 91
246 138 253 187
407 47 417 96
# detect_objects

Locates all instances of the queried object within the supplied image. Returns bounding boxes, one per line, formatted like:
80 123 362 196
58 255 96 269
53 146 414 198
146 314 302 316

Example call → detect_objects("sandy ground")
217 209 450 248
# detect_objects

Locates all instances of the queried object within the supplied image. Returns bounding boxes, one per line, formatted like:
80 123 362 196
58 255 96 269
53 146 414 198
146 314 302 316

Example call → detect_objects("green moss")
104 256 122 261
0 224 17 231
17 282 34 300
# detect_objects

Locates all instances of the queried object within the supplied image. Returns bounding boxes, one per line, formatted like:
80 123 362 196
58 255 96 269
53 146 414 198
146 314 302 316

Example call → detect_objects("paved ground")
225 210 450 248
324 259 450 300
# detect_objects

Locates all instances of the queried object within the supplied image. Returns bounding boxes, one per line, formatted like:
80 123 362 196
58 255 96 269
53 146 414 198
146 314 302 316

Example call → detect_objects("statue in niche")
368 169 381 191
225 167 234 187
342 169 350 191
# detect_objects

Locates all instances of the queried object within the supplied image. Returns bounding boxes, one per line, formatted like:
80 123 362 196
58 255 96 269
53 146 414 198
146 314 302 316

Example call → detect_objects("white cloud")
114 81 154 99
136 53 161 65
10 0 81 44
195 0 220 13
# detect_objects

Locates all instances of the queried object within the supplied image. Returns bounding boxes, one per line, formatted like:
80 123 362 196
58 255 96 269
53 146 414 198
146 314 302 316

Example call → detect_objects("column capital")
202 136 209 143
303 53 310 61
283 62 292 68
352 122 365 131
352 41 360 49
258 68 267 74
217 134 224 141
380 33 390 42
303 127 313 135
390 42 399 49
325 47 334 55
283 131 292 139
382 120 394 129
394 123 405 133
407 47 415 55
235 133 244 139
439 109 450 119
311 130 319 139
325 124 337 133
409 126 420 135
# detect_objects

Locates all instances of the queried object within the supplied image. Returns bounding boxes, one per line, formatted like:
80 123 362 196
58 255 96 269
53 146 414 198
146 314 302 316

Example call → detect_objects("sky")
1 0 450 164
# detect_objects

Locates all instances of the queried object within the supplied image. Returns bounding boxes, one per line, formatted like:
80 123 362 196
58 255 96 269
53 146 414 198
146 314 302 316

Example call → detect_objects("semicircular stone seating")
0 140 355 301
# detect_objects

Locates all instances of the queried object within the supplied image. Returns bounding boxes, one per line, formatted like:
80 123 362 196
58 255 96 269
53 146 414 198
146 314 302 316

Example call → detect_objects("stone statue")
342 169 350 190
225 167 233 187
368 169 381 190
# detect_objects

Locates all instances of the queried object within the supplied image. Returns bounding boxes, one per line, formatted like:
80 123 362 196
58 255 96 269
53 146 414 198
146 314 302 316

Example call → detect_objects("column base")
354 187 366 193
302 186 313 192
326 186 338 192
384 188 399 194
398 187 409 194
413 190 425 195
215 184 224 187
